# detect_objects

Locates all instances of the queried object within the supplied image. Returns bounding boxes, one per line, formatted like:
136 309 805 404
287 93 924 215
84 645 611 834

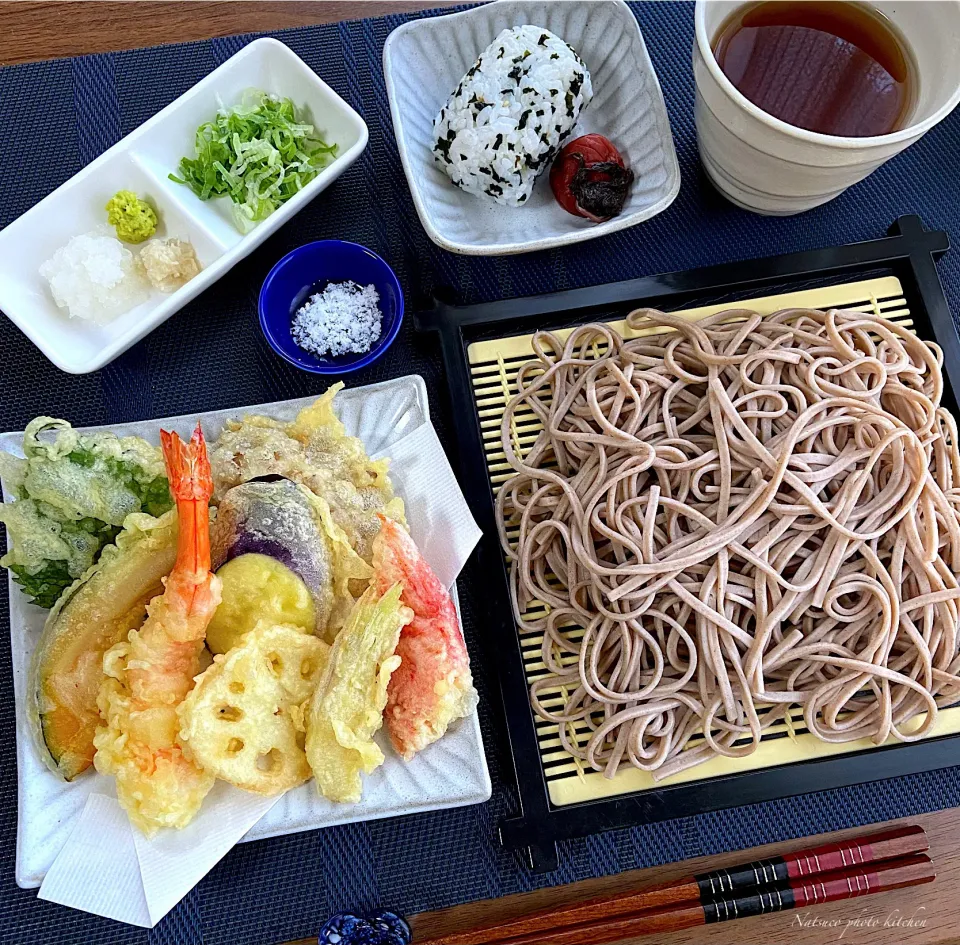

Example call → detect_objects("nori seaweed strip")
434 136 454 159
494 133 503 149
538 33 549 45
550 52 559 60
518 110 530 130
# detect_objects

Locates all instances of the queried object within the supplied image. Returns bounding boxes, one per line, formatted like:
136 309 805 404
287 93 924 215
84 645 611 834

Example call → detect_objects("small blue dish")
259 240 403 374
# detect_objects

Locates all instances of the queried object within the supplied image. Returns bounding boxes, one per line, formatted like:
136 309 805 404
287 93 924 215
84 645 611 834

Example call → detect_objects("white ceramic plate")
383 0 681 255
1 375 491 889
0 38 368 374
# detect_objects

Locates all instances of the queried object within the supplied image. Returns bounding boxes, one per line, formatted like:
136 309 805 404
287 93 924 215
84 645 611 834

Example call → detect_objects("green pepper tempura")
0 418 173 607
106 191 158 243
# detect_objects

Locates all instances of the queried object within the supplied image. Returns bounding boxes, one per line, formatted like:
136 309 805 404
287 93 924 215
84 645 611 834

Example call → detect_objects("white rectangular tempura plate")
0 38 369 374
1 375 491 889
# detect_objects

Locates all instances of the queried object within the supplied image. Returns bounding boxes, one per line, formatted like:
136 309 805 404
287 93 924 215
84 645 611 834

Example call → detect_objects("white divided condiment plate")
1 375 491 889
383 0 681 255
0 38 368 374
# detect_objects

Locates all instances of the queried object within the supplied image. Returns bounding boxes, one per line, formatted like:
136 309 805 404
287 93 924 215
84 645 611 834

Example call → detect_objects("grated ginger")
139 237 201 292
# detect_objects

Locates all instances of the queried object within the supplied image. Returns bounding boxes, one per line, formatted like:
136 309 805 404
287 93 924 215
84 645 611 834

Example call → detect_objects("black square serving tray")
416 215 960 872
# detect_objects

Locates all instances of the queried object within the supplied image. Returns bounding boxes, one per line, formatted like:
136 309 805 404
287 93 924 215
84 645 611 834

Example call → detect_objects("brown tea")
712 1 917 137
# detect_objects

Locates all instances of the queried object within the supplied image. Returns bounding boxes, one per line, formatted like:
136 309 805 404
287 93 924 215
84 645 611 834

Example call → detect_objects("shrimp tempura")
94 425 221 834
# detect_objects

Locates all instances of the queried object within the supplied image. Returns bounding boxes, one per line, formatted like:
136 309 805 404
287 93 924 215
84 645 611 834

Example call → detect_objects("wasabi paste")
105 190 158 243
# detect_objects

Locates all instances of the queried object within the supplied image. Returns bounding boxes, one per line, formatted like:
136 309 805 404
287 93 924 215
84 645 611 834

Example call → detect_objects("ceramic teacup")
693 0 960 215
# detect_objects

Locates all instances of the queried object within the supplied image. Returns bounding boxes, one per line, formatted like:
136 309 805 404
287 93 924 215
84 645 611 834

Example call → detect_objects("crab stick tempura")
372 516 477 760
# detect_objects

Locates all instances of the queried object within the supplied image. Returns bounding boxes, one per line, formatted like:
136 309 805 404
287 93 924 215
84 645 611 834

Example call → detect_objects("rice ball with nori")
431 26 593 207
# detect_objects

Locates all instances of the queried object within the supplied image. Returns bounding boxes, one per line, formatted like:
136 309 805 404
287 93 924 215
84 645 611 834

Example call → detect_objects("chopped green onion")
169 89 338 233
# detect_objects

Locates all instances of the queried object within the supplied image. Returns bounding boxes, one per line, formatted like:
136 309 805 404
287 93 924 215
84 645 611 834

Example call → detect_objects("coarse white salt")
291 280 383 358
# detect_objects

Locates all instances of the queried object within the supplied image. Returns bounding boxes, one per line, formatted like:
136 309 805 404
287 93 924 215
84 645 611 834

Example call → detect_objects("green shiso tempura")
0 419 173 608
170 90 338 233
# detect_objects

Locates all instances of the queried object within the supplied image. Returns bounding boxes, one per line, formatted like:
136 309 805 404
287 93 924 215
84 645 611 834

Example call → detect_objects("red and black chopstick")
420 824 929 945
692 822 926 899
494 853 935 945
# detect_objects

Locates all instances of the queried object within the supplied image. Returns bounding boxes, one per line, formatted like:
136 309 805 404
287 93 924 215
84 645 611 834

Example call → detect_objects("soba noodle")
497 308 960 781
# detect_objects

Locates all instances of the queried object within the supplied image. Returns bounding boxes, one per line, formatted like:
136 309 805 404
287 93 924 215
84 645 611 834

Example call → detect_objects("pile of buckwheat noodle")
497 308 960 781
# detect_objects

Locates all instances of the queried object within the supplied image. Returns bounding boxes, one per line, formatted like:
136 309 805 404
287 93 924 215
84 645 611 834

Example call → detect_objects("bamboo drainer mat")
467 276 960 807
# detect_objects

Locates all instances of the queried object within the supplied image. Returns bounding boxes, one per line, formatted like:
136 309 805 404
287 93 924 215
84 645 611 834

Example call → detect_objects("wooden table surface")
2 4 958 945
408 807 960 945
0 1 458 65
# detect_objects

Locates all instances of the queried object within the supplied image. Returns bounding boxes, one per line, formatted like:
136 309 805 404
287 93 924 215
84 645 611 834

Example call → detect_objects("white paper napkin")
40 789 279 928
35 404 482 927
38 794 149 926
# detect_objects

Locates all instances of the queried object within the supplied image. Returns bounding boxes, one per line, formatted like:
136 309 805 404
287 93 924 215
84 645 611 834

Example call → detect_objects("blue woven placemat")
3 3 960 943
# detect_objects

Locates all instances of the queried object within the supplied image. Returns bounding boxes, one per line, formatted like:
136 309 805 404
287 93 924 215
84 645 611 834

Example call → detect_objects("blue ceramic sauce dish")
259 239 403 374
